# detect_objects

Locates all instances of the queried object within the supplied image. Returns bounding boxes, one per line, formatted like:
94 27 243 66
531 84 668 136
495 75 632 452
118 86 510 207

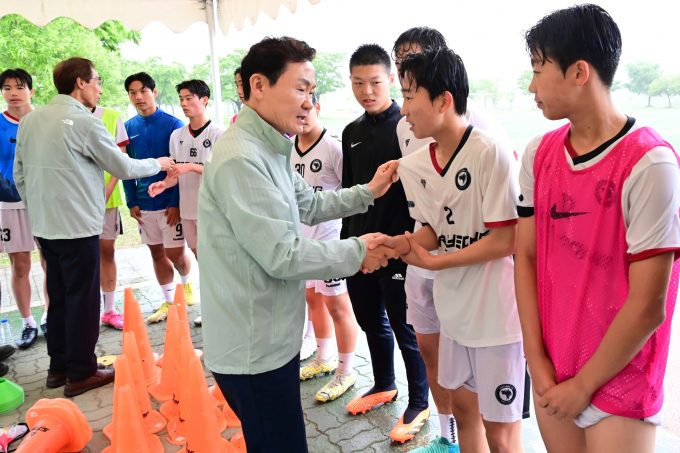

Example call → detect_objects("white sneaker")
194 316 202 326
300 335 316 361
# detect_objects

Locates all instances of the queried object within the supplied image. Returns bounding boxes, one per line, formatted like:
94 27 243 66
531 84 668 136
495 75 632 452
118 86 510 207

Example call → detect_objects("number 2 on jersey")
444 206 455 225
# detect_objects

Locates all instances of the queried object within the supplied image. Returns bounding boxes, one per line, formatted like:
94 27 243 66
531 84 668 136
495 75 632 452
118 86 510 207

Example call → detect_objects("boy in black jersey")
342 44 429 443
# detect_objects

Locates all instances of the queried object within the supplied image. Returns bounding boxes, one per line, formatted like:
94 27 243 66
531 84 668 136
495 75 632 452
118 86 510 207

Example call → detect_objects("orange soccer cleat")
346 389 398 415
389 408 430 443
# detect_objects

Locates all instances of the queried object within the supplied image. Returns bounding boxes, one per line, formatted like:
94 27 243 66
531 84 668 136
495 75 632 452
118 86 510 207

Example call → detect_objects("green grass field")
3 107 678 269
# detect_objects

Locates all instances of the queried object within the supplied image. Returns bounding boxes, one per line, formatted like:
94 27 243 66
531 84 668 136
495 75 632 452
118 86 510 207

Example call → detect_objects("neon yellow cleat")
316 371 356 402
147 302 171 323
300 358 337 381
183 283 198 306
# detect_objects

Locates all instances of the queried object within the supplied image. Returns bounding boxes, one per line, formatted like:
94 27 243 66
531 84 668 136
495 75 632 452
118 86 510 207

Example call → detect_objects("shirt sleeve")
396 158 428 224
623 147 680 261
211 155 367 281
13 133 26 206
116 116 129 147
122 121 138 208
480 140 520 228
330 136 343 185
517 134 543 217
340 127 353 239
83 121 161 181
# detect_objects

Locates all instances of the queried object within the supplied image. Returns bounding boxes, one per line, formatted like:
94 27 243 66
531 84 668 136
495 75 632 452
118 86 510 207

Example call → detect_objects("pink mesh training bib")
534 123 679 418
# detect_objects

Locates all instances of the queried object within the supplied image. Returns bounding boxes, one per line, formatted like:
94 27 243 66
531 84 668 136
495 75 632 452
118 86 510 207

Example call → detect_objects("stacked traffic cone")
103 384 163 453
157 284 202 367
123 288 161 385
149 305 180 402
177 356 235 453
165 336 193 443
231 431 247 453
223 399 242 428
210 382 227 406
16 399 92 452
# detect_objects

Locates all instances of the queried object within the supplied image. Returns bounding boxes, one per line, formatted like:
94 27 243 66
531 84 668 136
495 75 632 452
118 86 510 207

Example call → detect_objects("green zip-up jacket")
14 95 161 239
198 106 374 375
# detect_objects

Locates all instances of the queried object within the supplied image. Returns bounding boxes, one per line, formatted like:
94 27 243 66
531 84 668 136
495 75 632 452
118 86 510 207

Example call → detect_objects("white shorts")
405 268 439 334
439 337 526 423
138 210 186 248
0 209 36 253
100 207 123 241
183 219 198 249
306 277 348 297
574 404 663 429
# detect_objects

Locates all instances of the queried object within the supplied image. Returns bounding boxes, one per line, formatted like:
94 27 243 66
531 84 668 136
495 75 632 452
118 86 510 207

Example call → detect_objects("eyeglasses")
90 77 104 88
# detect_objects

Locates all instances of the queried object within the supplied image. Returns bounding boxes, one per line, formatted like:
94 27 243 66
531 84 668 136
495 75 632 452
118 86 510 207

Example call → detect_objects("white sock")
439 413 457 444
103 291 116 313
22 316 36 329
41 311 47 325
305 321 315 338
160 283 175 302
316 337 334 362
180 274 190 284
337 351 355 374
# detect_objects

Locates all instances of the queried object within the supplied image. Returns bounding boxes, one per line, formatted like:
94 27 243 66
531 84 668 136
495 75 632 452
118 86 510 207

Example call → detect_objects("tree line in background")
1 15 679 114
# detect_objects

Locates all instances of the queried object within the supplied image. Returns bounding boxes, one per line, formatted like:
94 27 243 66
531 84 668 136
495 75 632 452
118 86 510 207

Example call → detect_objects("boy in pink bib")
515 5 680 453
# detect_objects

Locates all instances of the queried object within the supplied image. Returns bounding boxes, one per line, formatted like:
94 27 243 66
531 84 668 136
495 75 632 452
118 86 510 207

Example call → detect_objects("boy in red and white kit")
515 5 680 453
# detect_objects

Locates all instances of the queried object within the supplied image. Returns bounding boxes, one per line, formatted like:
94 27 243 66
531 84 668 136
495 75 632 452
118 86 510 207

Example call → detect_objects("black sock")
361 382 398 399
402 405 428 424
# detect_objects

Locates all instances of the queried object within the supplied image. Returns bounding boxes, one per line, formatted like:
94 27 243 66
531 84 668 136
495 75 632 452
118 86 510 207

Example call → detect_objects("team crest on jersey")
203 139 211 148
405 139 410 147
421 179 426 188
456 168 471 190
310 159 322 173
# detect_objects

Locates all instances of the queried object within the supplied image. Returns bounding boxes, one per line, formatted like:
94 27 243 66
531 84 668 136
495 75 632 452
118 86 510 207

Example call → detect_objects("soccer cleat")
316 371 356 402
17 325 38 349
407 436 459 453
390 407 430 443
183 282 198 306
300 358 337 380
147 302 171 323
194 315 202 326
346 389 398 415
300 334 316 361
101 310 124 329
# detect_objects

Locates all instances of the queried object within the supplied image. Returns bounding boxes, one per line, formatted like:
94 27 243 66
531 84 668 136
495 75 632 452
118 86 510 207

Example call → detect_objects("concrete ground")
1 247 680 452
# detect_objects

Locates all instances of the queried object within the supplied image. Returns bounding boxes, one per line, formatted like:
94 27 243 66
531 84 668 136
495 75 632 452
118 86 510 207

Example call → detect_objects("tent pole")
206 0 223 126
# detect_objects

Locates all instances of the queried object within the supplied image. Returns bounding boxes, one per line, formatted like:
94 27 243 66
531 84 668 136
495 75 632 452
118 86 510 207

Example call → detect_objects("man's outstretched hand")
359 232 400 273
367 160 400 199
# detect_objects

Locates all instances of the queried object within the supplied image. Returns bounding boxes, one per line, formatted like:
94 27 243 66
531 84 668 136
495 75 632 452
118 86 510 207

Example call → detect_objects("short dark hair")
392 27 448 61
175 79 211 100
240 37 316 101
524 4 622 87
0 69 33 91
53 57 95 95
234 66 241 77
399 48 468 116
125 72 156 92
349 44 391 74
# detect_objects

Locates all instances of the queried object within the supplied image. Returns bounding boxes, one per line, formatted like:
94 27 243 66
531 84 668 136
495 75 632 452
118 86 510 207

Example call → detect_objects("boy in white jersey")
91 104 130 329
0 69 49 348
292 94 360 402
373 49 525 453
149 79 224 326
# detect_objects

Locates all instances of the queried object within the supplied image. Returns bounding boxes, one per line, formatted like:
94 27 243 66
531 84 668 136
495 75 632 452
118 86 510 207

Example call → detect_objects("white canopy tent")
0 0 322 125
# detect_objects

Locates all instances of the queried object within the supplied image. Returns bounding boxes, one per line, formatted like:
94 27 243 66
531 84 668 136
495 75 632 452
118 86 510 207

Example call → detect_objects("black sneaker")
0 362 7 377
40 321 47 340
17 326 38 349
0 344 15 361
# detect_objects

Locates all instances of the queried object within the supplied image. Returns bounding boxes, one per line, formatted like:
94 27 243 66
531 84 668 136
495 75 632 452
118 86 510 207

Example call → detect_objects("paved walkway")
1 246 680 452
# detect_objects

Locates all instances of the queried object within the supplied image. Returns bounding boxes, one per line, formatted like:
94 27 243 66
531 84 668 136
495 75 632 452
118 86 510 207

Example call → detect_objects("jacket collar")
236 105 293 156
50 94 91 114
135 107 163 122
364 100 401 123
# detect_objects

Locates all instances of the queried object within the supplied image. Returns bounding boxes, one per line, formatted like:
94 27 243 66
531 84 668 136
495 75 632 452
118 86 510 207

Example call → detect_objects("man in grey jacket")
14 57 174 397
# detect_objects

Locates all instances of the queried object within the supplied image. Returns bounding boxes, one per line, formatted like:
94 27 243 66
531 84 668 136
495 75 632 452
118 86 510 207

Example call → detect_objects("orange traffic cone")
223 399 242 428
123 288 161 385
157 285 202 368
165 336 192 443
127 332 168 433
149 304 180 402
231 431 247 453
209 382 227 406
103 385 163 453
16 399 92 452
177 356 235 453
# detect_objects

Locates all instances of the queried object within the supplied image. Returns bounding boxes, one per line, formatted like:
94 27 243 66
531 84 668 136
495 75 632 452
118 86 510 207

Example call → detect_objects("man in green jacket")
200 37 400 452
14 57 175 397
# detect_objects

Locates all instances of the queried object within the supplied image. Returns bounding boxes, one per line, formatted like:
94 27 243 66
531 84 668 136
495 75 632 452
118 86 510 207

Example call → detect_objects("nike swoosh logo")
9 137 16 143
351 142 362 148
550 204 589 219
130 134 140 140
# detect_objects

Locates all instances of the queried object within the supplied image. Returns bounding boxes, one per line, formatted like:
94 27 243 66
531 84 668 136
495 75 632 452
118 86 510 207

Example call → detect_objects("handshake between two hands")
357 231 430 274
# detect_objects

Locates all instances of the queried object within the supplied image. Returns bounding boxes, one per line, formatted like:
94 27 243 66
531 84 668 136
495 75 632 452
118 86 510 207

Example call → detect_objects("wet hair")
392 27 448 61
0 69 33 91
53 57 94 95
175 79 211 100
124 72 156 92
240 36 316 101
399 48 468 116
349 44 391 75
524 4 622 87
234 67 241 77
